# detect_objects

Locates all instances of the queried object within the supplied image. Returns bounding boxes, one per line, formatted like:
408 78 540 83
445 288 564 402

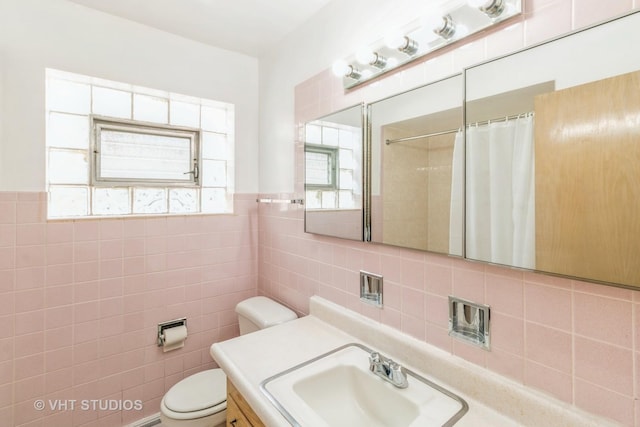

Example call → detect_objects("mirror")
304 104 364 240
368 74 464 255
465 11 640 287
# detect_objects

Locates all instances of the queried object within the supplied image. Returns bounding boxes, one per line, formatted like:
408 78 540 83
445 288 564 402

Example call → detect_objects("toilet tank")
235 296 297 335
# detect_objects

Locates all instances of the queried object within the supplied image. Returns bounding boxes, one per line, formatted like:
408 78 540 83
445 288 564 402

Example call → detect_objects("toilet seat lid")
164 369 227 413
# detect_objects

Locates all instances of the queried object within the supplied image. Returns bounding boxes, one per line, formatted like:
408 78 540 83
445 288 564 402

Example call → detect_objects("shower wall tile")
524 0 573 45
485 21 525 60
0 191 258 426
524 282 571 330
573 0 633 28
524 360 572 402
485 272 524 317
451 264 485 303
575 378 635 426
490 313 523 355
574 292 632 348
525 322 572 373
575 336 633 395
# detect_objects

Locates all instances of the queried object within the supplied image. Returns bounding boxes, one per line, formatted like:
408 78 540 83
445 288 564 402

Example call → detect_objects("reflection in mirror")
304 104 364 240
465 11 640 287
369 75 463 255
465 83 551 270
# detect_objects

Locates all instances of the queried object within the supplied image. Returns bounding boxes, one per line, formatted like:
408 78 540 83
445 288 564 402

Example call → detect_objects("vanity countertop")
210 296 617 427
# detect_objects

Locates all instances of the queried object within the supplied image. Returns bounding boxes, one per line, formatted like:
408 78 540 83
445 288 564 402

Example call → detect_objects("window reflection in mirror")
465 11 640 287
368 74 464 255
304 104 364 241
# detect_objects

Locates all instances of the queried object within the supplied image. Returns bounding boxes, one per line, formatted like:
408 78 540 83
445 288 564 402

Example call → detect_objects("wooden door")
535 70 640 286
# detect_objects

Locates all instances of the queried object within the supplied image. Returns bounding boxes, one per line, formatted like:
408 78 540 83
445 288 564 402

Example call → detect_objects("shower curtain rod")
385 128 459 145
385 111 533 145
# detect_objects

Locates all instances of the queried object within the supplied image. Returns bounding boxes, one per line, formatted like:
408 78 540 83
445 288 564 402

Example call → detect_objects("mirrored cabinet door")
465 11 640 287
368 74 464 255
304 104 364 241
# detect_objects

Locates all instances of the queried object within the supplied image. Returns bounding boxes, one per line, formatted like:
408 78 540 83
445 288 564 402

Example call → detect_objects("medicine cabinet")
304 104 364 241
368 74 463 255
302 10 640 289
465 10 640 288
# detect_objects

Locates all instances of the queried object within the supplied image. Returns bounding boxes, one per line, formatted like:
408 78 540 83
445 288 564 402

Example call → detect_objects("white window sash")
92 116 200 187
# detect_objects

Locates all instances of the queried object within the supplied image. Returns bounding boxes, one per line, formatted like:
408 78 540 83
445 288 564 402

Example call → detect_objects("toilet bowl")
160 296 297 427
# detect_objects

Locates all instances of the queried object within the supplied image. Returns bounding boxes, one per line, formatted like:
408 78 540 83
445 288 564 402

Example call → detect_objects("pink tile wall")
259 2 640 426
0 192 258 427
259 201 640 426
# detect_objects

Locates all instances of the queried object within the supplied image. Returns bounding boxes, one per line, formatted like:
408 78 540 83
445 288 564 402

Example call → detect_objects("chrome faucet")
368 351 408 388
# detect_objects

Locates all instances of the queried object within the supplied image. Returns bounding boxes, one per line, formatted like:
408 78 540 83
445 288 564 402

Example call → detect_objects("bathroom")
0 0 639 426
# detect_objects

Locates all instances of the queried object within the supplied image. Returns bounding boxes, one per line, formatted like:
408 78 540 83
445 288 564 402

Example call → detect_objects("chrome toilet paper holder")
157 317 187 347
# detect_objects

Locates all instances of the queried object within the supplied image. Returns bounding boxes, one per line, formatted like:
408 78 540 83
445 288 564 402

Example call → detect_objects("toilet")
160 296 298 427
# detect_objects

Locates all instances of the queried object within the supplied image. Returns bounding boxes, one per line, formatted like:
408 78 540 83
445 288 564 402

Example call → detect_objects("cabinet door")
227 394 251 427
226 379 265 427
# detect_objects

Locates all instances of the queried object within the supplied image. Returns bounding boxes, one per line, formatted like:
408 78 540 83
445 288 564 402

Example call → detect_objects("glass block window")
304 121 359 210
46 69 234 218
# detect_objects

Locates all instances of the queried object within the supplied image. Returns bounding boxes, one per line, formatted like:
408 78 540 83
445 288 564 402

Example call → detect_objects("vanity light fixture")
333 0 522 89
429 14 457 40
355 49 388 69
468 0 506 18
332 60 362 80
385 33 419 56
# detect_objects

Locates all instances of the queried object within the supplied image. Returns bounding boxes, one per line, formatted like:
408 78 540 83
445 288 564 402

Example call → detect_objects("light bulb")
467 0 489 7
468 0 506 18
331 60 361 80
421 13 445 32
332 60 351 77
385 30 418 56
384 30 407 50
356 48 388 69
361 69 373 79
355 48 376 65
423 14 456 39
456 24 469 37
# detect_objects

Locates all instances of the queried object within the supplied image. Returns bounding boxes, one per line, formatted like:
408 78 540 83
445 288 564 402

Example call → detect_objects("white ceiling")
68 0 333 57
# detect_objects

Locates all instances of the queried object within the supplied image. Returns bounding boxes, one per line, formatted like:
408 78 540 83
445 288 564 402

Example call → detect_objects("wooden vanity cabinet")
226 379 265 427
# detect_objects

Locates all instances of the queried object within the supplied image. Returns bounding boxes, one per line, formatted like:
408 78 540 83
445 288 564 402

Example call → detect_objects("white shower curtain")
464 114 535 269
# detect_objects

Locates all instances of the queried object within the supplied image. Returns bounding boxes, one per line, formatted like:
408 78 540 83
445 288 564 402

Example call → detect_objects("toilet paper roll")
162 325 187 353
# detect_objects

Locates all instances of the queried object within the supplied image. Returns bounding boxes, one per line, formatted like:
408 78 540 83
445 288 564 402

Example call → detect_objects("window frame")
304 143 339 191
91 116 201 187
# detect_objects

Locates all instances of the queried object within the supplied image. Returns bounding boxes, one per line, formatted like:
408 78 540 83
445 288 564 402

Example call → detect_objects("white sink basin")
260 343 468 427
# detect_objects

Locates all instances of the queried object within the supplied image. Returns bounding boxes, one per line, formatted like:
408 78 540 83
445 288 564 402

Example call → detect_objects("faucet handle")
369 352 381 370
388 361 409 388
